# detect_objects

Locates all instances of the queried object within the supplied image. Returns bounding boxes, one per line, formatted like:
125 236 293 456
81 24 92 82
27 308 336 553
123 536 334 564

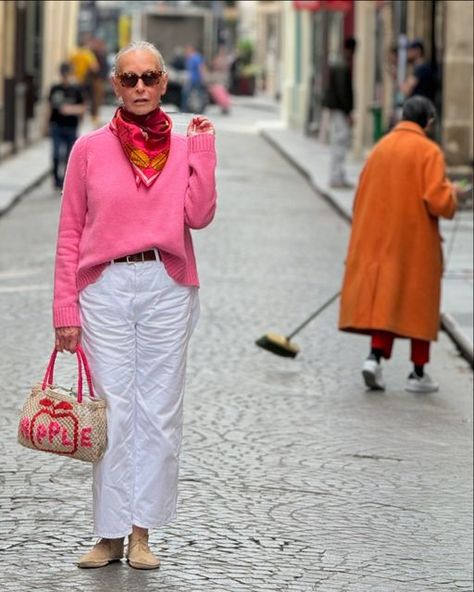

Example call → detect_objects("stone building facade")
442 0 473 168
280 0 473 169
0 0 79 159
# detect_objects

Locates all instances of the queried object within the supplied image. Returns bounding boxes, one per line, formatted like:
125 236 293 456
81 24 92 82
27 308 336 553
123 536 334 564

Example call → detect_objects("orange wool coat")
339 121 457 342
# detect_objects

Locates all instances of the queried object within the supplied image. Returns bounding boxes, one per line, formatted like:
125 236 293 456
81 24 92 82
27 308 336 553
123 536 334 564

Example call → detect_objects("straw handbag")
17 346 107 463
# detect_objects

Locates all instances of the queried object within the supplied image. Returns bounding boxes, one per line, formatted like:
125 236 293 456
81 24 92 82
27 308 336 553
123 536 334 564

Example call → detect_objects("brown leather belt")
113 250 160 264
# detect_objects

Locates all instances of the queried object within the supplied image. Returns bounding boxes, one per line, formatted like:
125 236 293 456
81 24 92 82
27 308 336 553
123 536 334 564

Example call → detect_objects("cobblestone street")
0 105 472 592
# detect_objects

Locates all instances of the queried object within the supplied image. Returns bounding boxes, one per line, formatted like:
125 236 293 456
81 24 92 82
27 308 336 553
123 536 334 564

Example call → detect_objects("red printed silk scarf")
110 107 172 187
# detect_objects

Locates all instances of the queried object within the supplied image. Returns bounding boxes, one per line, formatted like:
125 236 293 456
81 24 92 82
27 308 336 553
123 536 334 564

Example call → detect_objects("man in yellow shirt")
70 38 99 85
70 37 99 124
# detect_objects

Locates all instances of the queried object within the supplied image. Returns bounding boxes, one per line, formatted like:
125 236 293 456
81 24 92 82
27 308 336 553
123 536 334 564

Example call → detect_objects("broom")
255 291 341 357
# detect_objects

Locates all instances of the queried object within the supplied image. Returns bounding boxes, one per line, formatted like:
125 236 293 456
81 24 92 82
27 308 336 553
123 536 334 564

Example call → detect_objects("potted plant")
233 39 259 96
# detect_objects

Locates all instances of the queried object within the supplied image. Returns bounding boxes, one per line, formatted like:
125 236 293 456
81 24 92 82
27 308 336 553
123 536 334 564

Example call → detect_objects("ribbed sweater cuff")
188 133 215 152
54 306 81 328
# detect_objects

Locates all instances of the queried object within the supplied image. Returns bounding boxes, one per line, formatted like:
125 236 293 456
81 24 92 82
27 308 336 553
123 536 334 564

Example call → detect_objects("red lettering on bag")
30 398 79 455
61 426 73 447
20 417 30 440
48 421 61 443
35 423 48 443
80 427 92 448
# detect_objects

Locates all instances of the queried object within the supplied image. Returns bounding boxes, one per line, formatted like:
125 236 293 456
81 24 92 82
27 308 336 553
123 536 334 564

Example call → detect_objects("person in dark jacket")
401 39 437 102
46 62 85 189
322 37 356 189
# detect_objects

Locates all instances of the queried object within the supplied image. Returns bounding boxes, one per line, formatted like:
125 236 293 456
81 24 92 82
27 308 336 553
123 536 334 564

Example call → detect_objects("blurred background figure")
386 44 404 130
69 35 99 117
322 37 357 189
164 47 187 110
338 96 462 394
171 46 186 72
89 37 109 127
400 39 437 102
209 45 232 115
229 48 242 96
181 44 208 113
45 62 85 190
211 45 231 90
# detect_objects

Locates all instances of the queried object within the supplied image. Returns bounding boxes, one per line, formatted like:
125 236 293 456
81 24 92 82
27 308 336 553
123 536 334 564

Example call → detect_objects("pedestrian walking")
209 45 232 115
46 62 85 189
385 44 405 130
69 36 99 115
211 45 231 90
89 37 109 127
338 96 461 393
181 44 207 113
53 40 217 569
322 37 356 189
400 39 437 102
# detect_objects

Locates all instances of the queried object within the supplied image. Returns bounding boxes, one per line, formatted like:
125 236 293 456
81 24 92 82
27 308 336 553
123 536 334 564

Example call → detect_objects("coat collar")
393 121 426 136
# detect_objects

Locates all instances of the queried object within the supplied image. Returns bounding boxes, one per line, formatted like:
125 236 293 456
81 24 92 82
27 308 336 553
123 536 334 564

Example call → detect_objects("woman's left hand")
187 116 215 137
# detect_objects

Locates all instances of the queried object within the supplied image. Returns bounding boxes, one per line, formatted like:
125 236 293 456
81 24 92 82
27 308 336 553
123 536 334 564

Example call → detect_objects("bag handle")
42 346 95 403
76 346 95 400
42 350 59 391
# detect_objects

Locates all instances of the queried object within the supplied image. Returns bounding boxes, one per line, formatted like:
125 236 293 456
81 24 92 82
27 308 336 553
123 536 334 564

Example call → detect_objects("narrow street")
0 104 472 592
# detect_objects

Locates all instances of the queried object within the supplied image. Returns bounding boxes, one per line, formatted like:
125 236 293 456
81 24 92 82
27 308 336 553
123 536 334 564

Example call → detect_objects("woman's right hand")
187 116 215 136
55 327 82 353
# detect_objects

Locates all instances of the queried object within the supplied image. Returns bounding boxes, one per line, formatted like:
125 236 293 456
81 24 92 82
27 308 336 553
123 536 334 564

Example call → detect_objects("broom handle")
444 213 461 272
286 291 340 340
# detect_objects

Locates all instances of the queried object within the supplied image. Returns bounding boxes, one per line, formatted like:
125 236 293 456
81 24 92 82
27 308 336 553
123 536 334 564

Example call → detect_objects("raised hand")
187 116 215 137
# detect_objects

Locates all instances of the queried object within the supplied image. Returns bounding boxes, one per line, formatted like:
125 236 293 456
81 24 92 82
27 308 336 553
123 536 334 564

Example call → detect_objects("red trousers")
371 331 430 365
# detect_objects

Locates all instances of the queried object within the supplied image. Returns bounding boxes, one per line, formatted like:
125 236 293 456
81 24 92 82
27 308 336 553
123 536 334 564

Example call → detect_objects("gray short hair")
113 41 166 74
402 96 437 128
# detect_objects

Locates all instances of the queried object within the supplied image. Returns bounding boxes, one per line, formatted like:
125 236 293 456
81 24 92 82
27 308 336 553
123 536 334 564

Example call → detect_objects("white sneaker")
405 372 439 393
362 358 385 390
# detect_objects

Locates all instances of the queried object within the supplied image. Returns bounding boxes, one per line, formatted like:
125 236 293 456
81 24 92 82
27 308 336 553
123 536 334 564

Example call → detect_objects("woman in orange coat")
339 96 459 393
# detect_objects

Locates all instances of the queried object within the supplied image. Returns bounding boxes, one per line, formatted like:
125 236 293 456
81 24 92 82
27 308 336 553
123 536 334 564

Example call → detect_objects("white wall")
281 3 312 129
353 0 376 158
41 0 80 98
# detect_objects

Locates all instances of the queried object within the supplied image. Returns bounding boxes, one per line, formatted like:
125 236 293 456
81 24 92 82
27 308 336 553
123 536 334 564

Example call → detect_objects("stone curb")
0 139 51 218
0 169 51 218
260 128 474 368
261 128 353 222
441 312 474 367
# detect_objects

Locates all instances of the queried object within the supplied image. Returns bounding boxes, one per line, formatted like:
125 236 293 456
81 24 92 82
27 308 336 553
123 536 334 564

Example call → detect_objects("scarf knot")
110 107 172 187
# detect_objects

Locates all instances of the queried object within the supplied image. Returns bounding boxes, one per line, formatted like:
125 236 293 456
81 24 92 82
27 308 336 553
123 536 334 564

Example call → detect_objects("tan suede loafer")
77 538 124 568
127 535 160 570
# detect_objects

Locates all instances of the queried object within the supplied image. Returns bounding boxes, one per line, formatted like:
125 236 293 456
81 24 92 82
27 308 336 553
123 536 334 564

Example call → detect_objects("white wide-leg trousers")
79 259 199 538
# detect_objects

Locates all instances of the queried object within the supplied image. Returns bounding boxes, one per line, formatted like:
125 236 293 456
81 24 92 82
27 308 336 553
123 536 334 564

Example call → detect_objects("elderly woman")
339 96 457 393
53 41 217 569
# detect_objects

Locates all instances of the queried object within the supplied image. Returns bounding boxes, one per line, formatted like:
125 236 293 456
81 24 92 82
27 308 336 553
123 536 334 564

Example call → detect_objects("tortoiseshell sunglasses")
117 70 164 88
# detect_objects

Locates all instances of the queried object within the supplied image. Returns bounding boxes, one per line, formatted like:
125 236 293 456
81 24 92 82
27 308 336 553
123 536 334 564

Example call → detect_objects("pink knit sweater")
53 125 217 328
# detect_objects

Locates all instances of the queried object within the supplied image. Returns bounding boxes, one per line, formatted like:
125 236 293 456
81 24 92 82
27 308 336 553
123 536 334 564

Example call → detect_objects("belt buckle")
125 251 151 265
125 252 146 264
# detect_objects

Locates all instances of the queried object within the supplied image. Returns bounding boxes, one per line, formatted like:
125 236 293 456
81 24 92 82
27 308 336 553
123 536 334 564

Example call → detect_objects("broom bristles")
255 333 300 358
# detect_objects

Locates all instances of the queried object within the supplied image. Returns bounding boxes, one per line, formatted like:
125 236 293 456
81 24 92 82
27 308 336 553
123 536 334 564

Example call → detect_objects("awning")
293 0 352 12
